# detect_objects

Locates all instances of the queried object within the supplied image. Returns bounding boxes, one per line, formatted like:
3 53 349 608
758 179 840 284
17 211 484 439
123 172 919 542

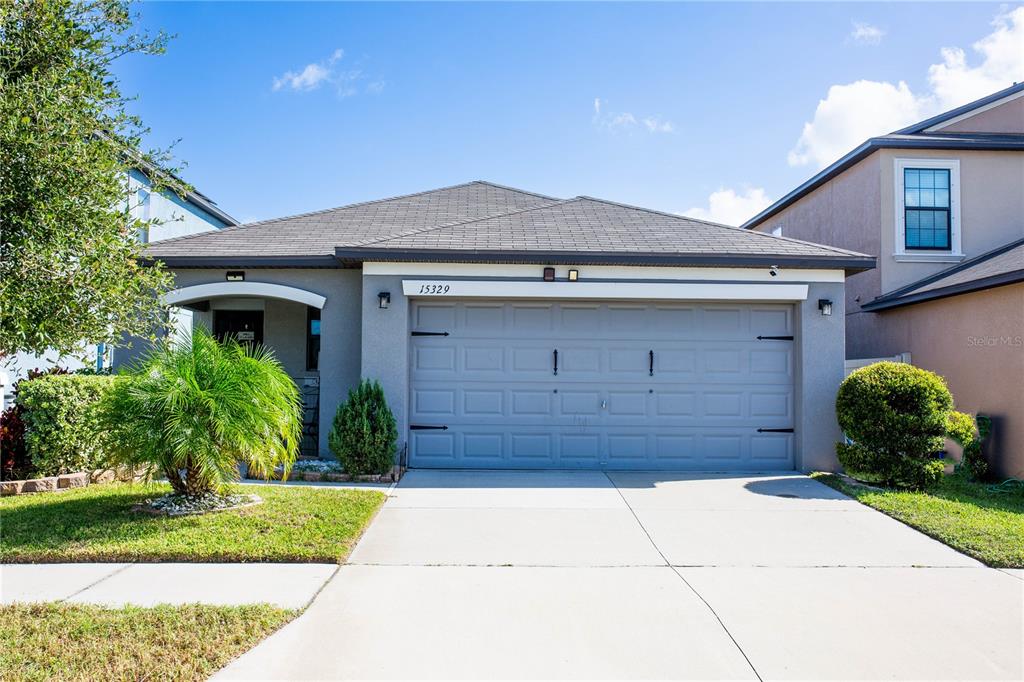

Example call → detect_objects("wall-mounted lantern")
543 267 555 282
818 299 833 316
225 271 245 282
568 269 579 282
378 291 391 309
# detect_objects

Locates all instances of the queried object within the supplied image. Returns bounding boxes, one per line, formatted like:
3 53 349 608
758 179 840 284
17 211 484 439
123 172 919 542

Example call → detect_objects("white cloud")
366 80 386 94
685 187 773 226
643 116 675 134
272 48 348 92
787 80 927 167
790 8 1024 169
928 7 1024 106
593 98 673 134
850 22 885 45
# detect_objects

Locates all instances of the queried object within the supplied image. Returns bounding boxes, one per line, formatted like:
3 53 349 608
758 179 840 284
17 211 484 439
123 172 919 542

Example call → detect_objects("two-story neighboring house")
1 168 237 399
744 82 1024 479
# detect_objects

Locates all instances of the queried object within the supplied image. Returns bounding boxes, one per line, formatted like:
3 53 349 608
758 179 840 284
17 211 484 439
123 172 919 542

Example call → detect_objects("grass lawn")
813 473 1024 568
0 603 294 682
0 482 385 563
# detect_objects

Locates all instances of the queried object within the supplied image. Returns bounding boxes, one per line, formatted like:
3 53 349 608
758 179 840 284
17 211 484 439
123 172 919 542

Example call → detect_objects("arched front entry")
162 280 327 458
163 281 327 309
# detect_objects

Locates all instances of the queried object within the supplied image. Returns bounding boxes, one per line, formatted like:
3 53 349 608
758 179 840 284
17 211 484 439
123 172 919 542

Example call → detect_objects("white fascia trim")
402 280 809 302
367 262 843 282
164 282 326 309
893 158 962 257
924 88 1024 133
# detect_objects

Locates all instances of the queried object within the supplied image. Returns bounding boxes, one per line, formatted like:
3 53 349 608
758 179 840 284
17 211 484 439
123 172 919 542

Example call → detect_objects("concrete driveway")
217 471 1023 681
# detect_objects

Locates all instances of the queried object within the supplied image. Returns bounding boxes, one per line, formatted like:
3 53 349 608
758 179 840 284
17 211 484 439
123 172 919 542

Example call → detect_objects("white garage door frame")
405 284 800 471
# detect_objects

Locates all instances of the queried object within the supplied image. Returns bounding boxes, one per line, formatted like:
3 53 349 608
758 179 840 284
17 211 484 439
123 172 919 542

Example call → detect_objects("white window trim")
894 158 962 260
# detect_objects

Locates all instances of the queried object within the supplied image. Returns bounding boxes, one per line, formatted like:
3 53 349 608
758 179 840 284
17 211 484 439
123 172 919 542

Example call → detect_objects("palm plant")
101 327 301 497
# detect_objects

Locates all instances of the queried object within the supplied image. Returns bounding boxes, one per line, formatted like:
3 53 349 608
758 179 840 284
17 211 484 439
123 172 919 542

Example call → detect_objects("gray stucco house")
143 181 874 472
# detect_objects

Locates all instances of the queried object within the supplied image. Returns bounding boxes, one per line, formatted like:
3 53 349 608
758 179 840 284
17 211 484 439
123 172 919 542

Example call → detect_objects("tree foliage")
0 0 177 358
99 327 302 497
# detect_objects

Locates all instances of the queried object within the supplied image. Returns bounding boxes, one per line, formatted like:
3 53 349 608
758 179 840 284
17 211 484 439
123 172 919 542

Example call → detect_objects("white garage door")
408 300 795 470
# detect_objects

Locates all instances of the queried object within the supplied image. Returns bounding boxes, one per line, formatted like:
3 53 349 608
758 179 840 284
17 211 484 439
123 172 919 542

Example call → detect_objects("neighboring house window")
306 307 321 371
894 158 961 258
136 187 151 243
903 168 950 249
771 225 783 237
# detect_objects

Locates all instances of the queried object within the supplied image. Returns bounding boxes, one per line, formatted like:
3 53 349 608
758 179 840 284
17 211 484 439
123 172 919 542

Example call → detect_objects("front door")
214 310 265 347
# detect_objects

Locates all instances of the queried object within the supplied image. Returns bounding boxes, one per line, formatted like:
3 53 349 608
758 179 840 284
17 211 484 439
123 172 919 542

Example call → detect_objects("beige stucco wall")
877 148 1024 292
755 147 1024 359
751 155 882 356
938 95 1024 134
871 284 1024 479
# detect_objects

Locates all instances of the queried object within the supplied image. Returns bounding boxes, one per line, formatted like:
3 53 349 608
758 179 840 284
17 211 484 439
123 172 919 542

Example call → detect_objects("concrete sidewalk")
0 563 337 609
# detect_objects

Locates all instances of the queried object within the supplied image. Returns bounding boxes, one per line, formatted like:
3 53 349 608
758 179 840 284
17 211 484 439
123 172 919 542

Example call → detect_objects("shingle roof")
146 181 555 259
146 181 874 271
862 238 1024 311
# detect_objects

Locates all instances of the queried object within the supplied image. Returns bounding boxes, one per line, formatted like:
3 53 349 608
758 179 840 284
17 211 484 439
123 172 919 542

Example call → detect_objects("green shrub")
329 380 397 475
835 362 952 489
16 374 117 476
99 327 302 497
947 412 990 481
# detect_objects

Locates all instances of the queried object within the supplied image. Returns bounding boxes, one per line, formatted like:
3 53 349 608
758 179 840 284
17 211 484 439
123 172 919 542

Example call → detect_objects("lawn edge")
811 472 1022 569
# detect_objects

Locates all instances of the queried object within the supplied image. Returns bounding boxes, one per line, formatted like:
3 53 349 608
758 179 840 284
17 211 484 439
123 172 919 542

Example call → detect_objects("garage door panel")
409 301 794 470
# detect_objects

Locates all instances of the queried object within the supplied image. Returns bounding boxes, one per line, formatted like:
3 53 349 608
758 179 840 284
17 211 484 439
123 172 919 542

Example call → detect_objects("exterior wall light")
568 269 579 282
818 299 833 316
543 267 555 282
225 271 245 282
378 291 391 309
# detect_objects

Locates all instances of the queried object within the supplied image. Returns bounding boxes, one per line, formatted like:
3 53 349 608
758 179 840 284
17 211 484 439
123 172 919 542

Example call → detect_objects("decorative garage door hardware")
756 335 794 340
408 301 796 470
410 424 449 430
411 331 449 336
553 349 558 375
757 428 795 433
649 350 654 376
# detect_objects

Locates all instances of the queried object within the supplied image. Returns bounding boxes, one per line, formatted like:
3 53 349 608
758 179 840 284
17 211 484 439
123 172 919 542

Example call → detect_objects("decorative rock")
57 472 89 489
1 480 25 496
22 477 58 493
91 469 116 484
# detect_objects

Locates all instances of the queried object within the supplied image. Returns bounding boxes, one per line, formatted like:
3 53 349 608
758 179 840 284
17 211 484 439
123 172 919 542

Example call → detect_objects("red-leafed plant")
1 367 71 480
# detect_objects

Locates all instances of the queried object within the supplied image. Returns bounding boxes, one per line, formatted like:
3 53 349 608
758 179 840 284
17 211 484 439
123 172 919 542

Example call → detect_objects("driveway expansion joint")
603 472 765 682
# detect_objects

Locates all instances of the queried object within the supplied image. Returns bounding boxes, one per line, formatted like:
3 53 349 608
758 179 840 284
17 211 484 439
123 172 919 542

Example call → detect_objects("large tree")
0 0 177 359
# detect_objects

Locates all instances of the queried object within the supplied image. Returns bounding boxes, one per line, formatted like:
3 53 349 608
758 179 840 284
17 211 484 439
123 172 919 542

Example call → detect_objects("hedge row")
14 374 119 477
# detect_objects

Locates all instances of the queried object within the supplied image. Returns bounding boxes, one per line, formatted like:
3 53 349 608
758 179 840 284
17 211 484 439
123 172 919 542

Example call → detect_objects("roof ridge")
575 195 869 258
145 180 554 249
872 236 1024 303
469 180 561 202
350 197 578 247
893 81 1024 135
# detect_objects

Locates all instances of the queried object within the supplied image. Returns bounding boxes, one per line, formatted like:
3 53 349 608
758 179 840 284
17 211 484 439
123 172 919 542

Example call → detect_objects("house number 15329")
418 283 451 294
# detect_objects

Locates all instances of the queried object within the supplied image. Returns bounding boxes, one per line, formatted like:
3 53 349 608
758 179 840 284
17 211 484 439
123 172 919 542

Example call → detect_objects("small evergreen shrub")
947 411 990 481
329 380 397 475
835 362 952 489
16 374 117 476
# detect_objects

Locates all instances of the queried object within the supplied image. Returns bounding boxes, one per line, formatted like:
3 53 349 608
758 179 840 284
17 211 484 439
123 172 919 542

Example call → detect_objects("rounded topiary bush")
329 380 397 475
835 362 951 489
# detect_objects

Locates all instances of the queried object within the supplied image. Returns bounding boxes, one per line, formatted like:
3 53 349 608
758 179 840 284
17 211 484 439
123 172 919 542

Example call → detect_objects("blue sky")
118 2 1023 226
